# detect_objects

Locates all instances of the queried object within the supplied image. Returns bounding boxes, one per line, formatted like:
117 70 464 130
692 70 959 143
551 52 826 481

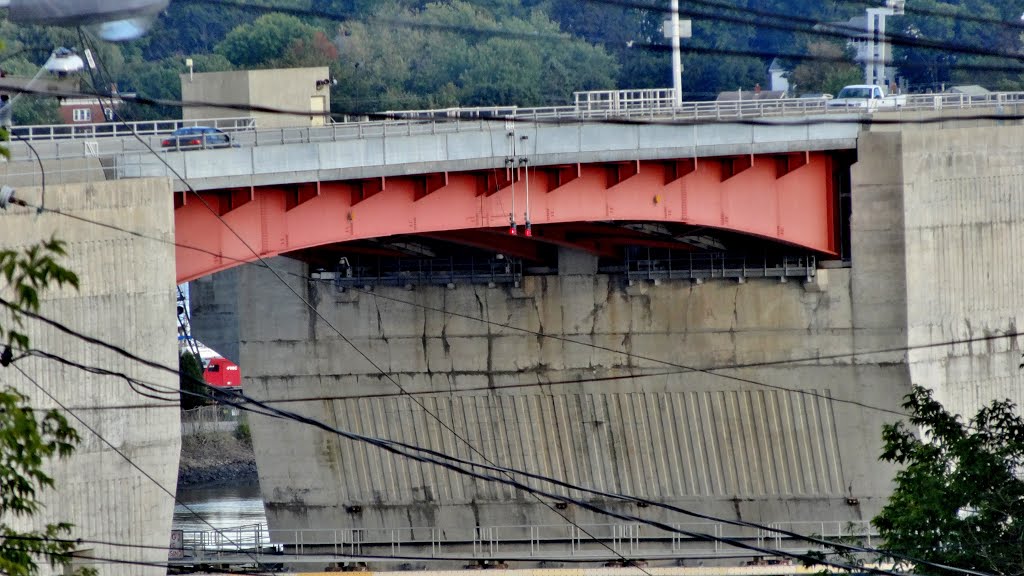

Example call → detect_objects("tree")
0 238 94 575
215 13 325 69
335 1 617 112
789 41 862 95
179 350 207 411
873 385 1024 576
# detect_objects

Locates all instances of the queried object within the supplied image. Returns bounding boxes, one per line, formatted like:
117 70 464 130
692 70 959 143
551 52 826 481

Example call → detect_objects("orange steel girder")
175 153 836 282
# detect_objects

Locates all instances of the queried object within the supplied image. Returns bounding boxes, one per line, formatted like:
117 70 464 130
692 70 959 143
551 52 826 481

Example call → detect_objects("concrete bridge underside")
175 153 837 283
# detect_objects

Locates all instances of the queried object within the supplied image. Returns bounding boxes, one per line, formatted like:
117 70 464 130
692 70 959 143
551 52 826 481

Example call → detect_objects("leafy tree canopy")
216 13 323 69
179 351 208 411
0 235 91 575
874 385 1024 576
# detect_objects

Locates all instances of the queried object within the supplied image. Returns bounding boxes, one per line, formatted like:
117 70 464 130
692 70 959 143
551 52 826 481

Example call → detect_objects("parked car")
161 126 231 150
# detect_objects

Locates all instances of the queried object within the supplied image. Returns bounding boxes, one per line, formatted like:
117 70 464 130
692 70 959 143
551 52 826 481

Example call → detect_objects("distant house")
716 88 788 102
767 59 789 93
58 90 131 125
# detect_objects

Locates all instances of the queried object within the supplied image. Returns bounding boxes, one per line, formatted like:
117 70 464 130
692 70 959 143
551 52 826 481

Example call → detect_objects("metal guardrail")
612 254 817 283
174 519 877 564
10 116 256 141
10 86 1024 145
180 405 244 436
311 257 523 289
4 87 1024 187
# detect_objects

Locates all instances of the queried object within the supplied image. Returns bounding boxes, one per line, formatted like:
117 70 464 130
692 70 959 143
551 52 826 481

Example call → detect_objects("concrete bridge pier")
851 123 1024 417
0 179 180 575
225 253 907 546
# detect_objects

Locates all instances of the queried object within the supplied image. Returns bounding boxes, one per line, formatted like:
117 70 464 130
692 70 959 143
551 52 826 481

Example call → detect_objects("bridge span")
5 93 1024 573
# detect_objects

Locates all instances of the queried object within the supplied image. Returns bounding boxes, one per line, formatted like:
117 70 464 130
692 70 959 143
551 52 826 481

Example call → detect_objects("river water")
173 481 268 533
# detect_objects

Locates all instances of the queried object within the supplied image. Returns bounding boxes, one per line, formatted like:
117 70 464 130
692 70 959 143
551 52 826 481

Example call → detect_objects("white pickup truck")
826 84 907 111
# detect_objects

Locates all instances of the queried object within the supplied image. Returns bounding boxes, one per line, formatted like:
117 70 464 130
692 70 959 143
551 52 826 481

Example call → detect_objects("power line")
19 200 1024 421
0 297 898 570
0 13 1007 576
7 363 274 572
25 350 908 575
9 305 991 576
591 0 1024 67
180 0 1024 73
830 0 1024 34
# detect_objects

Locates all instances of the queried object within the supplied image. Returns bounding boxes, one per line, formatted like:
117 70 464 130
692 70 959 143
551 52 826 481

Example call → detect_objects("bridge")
6 88 1022 284
4 88 1024 574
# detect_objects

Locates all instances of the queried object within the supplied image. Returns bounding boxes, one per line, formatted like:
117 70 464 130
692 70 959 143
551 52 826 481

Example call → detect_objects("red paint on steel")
175 153 836 283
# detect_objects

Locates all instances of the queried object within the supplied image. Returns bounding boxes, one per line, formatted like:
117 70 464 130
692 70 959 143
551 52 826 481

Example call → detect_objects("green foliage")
0 235 90 575
0 390 88 576
10 97 61 126
873 386 1024 576
234 419 252 447
5 0 1024 118
336 1 617 112
179 351 208 411
216 13 323 69
0 238 79 352
789 42 863 96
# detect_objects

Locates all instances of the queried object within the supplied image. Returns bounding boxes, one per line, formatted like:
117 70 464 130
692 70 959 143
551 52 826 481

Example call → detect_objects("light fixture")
316 78 337 91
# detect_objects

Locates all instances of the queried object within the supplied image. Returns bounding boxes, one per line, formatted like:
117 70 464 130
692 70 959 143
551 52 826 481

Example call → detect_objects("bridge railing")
311 256 523 289
11 116 257 141
614 253 817 283
176 519 876 562
11 87 1024 146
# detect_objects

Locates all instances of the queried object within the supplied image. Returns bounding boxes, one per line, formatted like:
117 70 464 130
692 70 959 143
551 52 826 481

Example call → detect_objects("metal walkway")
169 519 877 568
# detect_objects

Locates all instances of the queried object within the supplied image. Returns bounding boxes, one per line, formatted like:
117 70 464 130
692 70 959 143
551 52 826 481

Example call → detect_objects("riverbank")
178 428 257 487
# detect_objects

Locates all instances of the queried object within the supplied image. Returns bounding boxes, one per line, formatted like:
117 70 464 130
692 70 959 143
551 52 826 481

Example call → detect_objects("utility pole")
664 0 691 107
863 0 904 89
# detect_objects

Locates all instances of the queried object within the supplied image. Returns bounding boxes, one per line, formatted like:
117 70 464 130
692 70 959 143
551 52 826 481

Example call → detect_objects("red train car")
203 357 242 390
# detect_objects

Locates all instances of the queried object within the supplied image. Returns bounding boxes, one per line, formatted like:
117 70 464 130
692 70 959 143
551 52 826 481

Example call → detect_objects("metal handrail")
10 116 257 141
10 87 1024 146
175 519 877 561
5 88 1024 187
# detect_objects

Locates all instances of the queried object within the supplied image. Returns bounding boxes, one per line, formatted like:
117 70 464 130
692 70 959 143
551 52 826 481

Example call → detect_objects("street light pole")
1 0 169 40
671 0 682 107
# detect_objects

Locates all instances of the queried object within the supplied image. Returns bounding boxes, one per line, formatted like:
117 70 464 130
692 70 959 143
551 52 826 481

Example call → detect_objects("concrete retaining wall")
234 256 906 538
0 179 179 575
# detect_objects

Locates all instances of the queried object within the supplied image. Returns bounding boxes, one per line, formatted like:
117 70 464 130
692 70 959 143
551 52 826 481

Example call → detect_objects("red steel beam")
175 153 837 282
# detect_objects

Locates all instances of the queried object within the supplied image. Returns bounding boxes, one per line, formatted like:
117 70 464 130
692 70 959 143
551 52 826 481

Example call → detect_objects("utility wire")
591 0 1024 67
7 363 274 573
17 200 1024 421
830 0 1024 33
30 349 909 576
9 304 994 576
181 0 1024 72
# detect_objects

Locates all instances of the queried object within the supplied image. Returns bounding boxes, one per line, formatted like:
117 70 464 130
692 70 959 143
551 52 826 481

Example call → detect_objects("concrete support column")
0 178 179 576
